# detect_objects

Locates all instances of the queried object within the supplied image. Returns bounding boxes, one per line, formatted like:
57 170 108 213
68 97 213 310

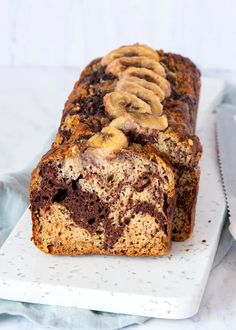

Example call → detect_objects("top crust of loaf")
52 49 201 168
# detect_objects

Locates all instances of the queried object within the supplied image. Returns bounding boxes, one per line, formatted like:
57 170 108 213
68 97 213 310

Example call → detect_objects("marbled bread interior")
172 167 200 241
31 143 175 256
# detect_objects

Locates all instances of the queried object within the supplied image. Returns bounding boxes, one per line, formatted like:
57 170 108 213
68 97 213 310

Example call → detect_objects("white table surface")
0 66 235 330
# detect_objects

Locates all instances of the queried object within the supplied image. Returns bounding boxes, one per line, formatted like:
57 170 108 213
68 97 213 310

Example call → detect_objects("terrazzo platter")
0 77 225 319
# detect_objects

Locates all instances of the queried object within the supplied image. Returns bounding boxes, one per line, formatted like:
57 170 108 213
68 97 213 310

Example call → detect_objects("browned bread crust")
55 52 202 169
30 44 201 255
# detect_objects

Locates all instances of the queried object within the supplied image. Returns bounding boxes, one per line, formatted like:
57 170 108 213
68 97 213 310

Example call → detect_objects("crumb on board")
202 239 207 243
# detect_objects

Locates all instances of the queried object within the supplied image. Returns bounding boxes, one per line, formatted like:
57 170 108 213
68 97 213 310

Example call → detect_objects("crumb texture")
31 147 175 255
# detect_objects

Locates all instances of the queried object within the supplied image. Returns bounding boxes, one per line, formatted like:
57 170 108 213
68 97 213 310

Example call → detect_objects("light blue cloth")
0 85 235 329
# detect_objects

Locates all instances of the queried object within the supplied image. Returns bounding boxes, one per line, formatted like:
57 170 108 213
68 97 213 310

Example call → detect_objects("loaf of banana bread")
30 44 201 255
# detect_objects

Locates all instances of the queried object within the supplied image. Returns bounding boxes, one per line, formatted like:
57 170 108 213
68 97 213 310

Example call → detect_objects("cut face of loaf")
30 144 175 256
172 167 200 241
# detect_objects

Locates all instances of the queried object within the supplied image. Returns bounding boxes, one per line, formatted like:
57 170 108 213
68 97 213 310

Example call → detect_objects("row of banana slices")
87 44 171 156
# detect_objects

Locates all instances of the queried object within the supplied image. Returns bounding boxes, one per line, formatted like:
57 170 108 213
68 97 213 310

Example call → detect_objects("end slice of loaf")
30 143 175 256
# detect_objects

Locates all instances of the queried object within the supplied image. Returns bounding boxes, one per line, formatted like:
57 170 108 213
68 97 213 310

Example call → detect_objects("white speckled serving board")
0 78 225 319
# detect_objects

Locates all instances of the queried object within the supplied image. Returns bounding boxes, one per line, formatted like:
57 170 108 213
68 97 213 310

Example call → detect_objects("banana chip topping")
101 44 159 66
87 44 170 155
87 126 128 157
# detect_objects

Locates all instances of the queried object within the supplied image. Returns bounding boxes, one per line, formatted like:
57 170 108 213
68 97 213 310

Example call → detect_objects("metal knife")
216 103 236 239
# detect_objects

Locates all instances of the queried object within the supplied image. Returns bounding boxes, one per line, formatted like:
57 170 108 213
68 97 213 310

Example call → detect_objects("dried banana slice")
103 91 152 118
106 56 165 77
115 80 163 116
132 113 168 130
118 76 165 101
120 67 171 97
86 126 128 156
110 112 168 131
109 113 139 131
101 44 159 66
